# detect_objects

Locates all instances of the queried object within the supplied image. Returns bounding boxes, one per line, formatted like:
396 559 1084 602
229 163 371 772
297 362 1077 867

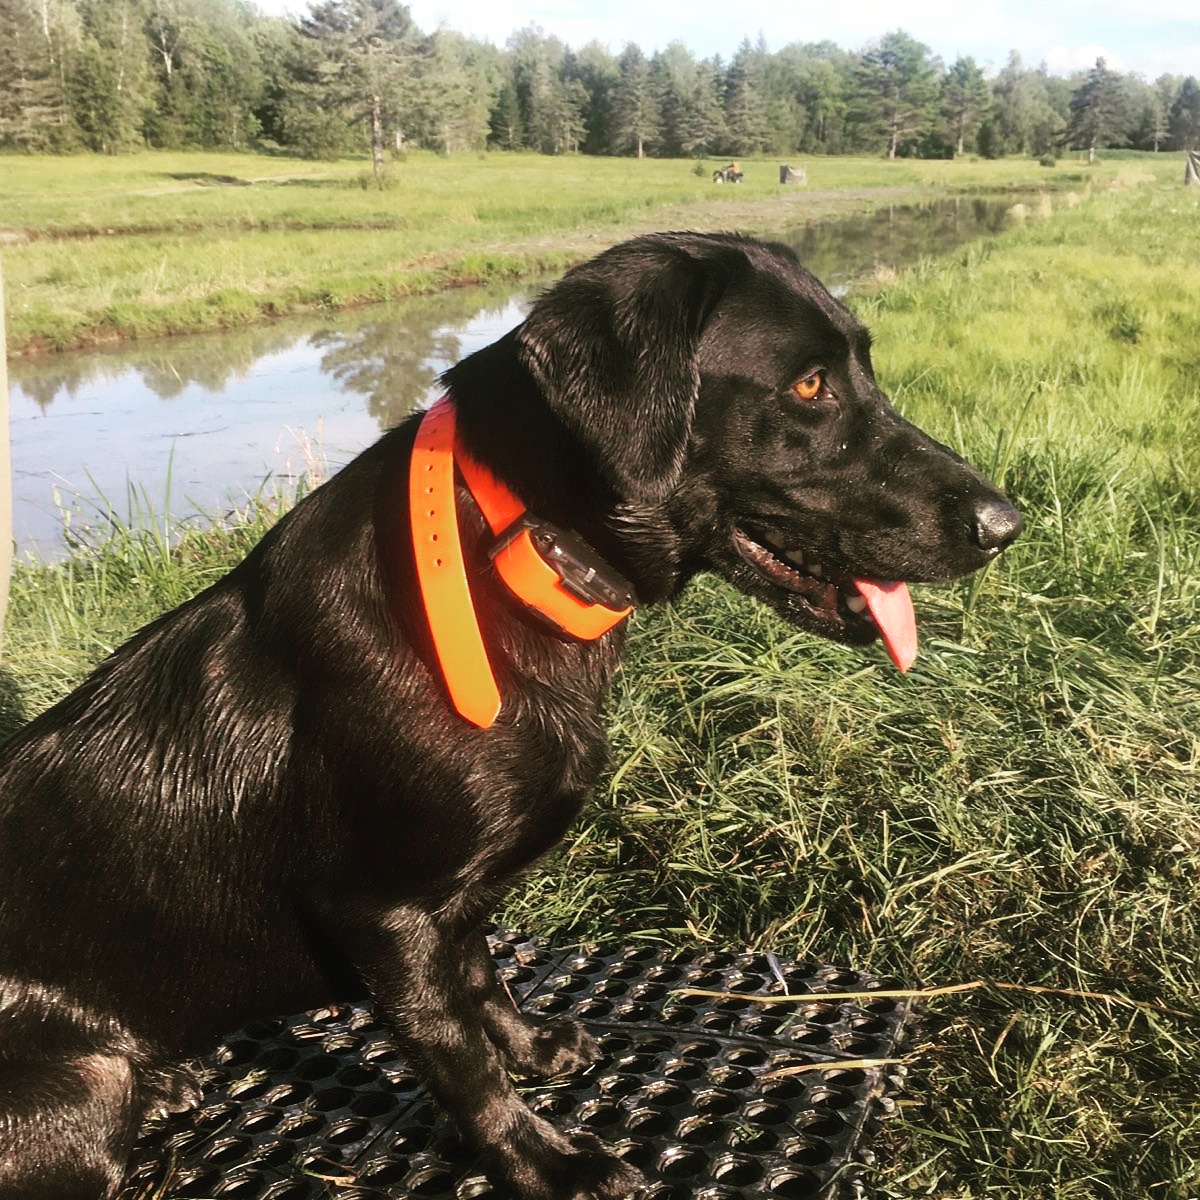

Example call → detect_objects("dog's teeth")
846 594 867 614
808 560 824 578
784 549 806 568
764 532 787 551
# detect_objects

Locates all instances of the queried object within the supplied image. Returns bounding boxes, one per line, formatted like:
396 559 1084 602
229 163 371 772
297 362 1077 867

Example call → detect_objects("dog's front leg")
360 906 643 1200
463 930 603 1079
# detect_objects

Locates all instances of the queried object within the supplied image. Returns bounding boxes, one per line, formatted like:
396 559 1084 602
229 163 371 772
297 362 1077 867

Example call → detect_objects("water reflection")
784 196 1019 292
8 195 1035 558
10 285 529 556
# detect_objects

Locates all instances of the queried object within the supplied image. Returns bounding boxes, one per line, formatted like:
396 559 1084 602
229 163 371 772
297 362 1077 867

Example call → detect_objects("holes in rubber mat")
125 931 912 1199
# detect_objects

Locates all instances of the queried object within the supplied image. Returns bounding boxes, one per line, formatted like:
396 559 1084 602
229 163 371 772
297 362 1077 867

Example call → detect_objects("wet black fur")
0 233 1020 1198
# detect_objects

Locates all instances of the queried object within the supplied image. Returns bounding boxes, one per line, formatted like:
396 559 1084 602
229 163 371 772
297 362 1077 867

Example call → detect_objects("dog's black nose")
971 498 1023 555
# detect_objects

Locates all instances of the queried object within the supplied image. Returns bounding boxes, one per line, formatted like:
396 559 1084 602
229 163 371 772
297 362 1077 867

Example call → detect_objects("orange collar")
410 397 634 728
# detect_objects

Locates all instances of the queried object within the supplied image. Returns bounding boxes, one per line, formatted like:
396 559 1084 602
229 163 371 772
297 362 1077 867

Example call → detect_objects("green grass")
3 166 1200 1197
0 489 292 724
2 149 1181 352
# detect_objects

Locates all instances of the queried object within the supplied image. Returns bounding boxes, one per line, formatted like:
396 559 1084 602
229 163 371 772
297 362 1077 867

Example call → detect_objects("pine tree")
609 44 661 158
299 0 418 183
1066 57 1126 161
505 27 570 153
679 56 726 157
411 31 497 154
851 30 940 159
942 56 988 156
723 39 770 154
565 42 616 154
489 77 522 149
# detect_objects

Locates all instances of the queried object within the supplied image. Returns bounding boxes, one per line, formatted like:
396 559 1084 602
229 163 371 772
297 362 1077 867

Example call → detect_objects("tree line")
2 0 1199 170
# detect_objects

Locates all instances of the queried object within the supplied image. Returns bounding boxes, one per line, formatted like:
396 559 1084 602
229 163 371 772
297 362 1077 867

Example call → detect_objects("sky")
279 0 1199 81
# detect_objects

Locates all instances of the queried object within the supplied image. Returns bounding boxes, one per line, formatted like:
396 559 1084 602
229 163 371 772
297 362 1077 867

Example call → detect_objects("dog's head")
462 232 1022 669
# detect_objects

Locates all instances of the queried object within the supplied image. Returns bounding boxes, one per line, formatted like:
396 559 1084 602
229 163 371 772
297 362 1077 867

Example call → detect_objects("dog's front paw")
485 1009 604 1080
509 1129 644 1200
513 1018 603 1079
146 1062 204 1119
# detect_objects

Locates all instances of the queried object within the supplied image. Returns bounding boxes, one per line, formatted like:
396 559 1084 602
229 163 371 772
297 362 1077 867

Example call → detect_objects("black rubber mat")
123 933 913 1199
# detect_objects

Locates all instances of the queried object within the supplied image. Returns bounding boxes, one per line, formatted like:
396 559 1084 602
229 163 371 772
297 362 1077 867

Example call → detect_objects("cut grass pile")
2 167 1199 1197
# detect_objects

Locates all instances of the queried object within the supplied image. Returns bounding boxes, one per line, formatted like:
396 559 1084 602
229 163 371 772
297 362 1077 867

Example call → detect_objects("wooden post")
0 254 12 651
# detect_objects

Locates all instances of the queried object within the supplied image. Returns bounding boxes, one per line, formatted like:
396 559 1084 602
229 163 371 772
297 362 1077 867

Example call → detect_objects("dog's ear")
514 236 732 501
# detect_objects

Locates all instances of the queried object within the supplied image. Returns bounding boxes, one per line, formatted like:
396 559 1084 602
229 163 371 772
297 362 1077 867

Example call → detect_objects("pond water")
8 195 1027 558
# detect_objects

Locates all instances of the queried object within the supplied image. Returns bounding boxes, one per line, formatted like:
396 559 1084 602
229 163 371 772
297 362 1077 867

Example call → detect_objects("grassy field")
3 155 1200 1197
0 148 1176 353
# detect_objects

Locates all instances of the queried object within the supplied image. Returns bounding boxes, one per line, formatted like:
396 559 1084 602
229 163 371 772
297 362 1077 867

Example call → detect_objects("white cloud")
1043 44 1127 75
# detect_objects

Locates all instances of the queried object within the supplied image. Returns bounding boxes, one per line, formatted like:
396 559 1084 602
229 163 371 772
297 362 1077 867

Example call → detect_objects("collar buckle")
490 515 635 636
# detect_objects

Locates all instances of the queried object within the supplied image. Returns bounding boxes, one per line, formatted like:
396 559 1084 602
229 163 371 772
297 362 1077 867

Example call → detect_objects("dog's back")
0 433 404 1192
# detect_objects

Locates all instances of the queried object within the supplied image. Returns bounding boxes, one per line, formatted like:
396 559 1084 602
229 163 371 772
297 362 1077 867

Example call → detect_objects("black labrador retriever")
0 232 1021 1199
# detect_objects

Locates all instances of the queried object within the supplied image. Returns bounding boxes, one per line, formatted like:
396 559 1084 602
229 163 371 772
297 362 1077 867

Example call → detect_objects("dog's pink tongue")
853 579 917 672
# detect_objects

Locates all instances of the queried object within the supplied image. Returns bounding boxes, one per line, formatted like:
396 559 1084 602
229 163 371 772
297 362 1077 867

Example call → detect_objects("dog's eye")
792 372 824 402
